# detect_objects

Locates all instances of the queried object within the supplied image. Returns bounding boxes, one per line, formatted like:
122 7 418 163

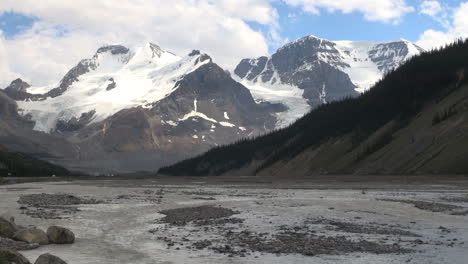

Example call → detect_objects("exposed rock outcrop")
0 249 31 264
13 228 49 245
34 253 67 264
0 217 18 239
46 226 75 244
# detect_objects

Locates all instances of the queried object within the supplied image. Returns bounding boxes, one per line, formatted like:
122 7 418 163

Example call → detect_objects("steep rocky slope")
2 44 280 173
234 36 423 127
159 40 468 177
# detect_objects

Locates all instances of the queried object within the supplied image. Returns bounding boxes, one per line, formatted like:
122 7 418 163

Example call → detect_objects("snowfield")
17 43 210 132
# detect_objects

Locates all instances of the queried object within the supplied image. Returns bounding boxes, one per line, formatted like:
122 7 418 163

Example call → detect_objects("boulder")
34 254 67 264
0 237 40 251
0 249 31 264
0 217 18 239
13 228 49 245
46 226 74 244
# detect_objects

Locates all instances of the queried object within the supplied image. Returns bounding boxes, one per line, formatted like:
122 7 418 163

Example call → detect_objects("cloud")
419 0 450 28
417 2 468 50
0 0 278 87
419 1 442 17
0 32 17 86
0 22 103 87
281 0 414 23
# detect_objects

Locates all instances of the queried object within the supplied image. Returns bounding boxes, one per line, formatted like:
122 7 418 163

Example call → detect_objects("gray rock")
46 226 74 244
34 254 67 264
0 217 18 239
13 228 49 245
3 79 32 101
0 237 40 251
234 36 358 108
0 249 31 264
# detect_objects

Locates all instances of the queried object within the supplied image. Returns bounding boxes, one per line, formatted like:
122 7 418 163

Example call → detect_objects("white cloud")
0 0 278 87
0 32 17 85
417 2 468 50
419 0 450 28
0 23 103 87
420 1 442 17
281 0 414 23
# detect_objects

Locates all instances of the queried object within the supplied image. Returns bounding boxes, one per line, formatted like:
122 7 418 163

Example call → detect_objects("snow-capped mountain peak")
234 36 424 128
13 43 213 132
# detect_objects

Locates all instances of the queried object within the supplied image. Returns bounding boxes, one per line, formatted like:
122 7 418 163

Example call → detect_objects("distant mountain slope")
2 44 280 173
159 39 468 177
0 145 70 177
234 36 423 127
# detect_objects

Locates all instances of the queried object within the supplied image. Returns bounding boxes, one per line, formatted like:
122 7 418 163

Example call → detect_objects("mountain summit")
234 36 424 127
0 36 425 173
1 43 280 173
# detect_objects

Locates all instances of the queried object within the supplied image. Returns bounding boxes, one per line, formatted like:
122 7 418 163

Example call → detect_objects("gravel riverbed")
0 177 467 263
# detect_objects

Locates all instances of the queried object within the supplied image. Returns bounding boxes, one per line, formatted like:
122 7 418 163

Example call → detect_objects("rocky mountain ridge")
234 36 424 127
1 43 280 173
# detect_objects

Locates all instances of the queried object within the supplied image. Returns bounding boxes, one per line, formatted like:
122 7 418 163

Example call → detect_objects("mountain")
234 36 424 127
2 43 281 174
159 39 468 177
0 145 70 177
0 94 69 177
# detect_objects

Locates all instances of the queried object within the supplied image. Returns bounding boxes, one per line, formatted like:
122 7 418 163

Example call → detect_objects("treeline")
159 39 468 176
0 147 70 177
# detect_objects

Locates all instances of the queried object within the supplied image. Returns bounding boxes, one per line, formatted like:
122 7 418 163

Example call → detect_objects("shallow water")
1 180 467 264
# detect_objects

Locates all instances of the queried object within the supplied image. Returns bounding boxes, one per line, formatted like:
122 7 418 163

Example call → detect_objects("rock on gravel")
192 240 212 250
13 228 49 245
308 218 420 237
379 199 464 213
228 230 413 256
46 226 75 244
18 194 100 207
17 193 101 219
0 217 18 239
0 237 40 251
159 205 238 226
34 253 67 264
0 249 31 264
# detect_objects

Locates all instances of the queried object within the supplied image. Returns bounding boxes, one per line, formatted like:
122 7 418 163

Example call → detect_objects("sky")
0 0 467 87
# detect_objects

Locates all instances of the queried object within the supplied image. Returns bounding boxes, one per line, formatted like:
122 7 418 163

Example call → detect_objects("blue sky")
270 1 443 42
0 1 460 46
0 0 467 86
0 12 36 38
246 0 464 51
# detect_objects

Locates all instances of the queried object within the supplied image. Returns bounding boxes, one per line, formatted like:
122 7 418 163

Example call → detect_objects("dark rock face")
3 79 35 101
55 110 96 133
148 43 163 57
369 41 424 73
0 249 31 264
188 50 201 56
162 62 277 128
0 48 281 173
34 253 67 264
234 36 358 107
0 91 22 119
46 226 75 244
13 228 49 245
235 56 268 80
105 78 116 91
0 237 40 251
96 45 129 55
4 45 129 102
4 78 30 93
47 59 97 99
61 61 281 173
0 217 18 239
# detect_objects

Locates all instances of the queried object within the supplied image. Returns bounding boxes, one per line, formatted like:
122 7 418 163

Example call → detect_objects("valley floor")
1 176 467 263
